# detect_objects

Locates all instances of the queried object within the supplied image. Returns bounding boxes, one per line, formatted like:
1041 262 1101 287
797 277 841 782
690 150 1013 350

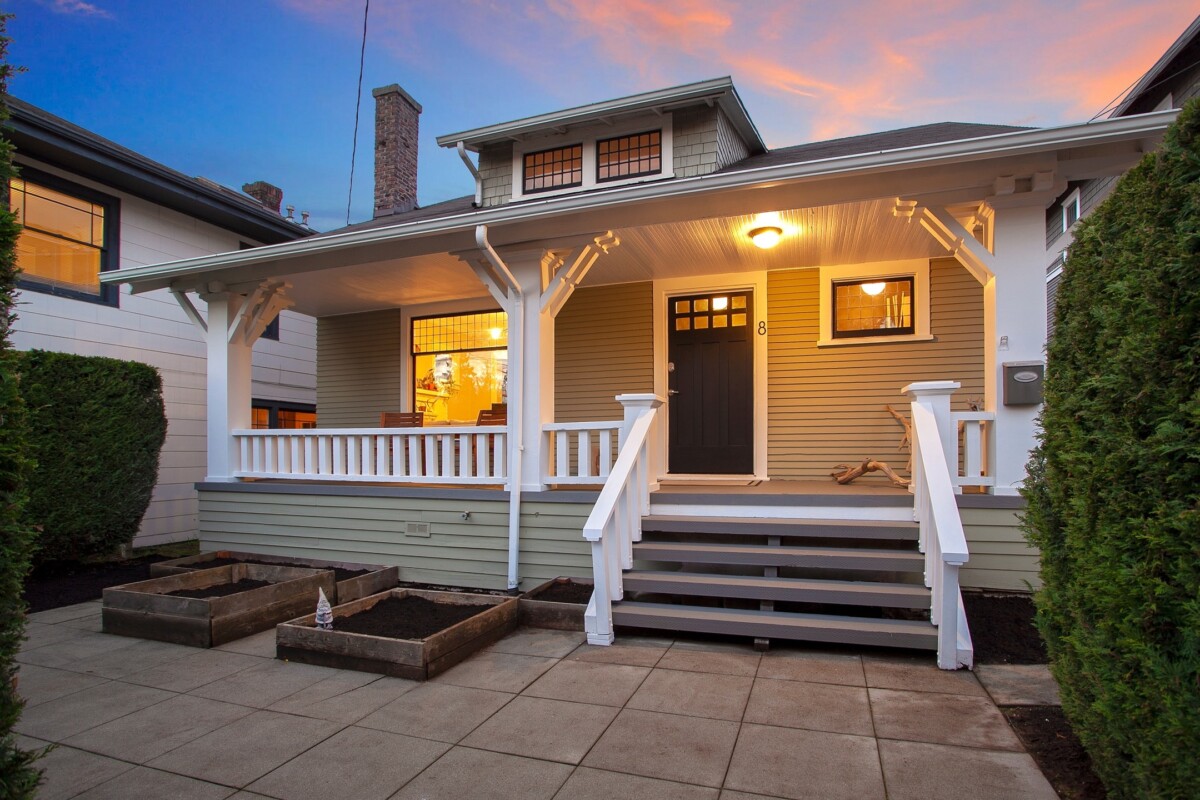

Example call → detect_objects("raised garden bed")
276 588 518 680
150 551 397 605
519 577 592 630
102 564 336 647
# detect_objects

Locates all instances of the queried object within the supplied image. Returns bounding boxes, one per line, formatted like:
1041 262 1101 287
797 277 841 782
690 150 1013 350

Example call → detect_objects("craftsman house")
104 78 1175 668
6 99 318 547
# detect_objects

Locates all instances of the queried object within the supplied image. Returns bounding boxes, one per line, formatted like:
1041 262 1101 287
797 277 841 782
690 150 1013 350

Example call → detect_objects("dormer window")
523 144 584 194
597 130 662 182
509 115 675 201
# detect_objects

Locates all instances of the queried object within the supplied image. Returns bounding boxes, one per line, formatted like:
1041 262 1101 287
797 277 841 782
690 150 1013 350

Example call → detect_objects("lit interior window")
412 311 508 424
832 277 914 338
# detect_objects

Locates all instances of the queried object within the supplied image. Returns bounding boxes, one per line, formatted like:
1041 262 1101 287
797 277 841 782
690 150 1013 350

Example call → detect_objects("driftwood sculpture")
829 404 915 487
831 458 910 487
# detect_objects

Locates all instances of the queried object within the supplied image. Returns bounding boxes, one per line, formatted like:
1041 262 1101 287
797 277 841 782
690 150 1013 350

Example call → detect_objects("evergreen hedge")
1023 98 1200 798
0 13 44 797
20 351 166 563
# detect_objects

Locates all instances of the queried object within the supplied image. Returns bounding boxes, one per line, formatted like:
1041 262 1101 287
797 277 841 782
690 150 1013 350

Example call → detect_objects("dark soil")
963 591 1048 664
334 596 489 639
166 579 272 599
396 580 510 597
530 580 593 604
1005 706 1107 800
187 557 370 583
23 556 174 613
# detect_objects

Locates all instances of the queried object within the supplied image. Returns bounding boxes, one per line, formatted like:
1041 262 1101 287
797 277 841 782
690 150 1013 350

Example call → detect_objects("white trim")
648 502 915 522
1060 188 1081 231
653 271 768 481
817 259 931 345
510 115 674 202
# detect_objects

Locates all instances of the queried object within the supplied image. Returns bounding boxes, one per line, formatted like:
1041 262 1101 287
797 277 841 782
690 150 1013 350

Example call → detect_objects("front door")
667 290 754 474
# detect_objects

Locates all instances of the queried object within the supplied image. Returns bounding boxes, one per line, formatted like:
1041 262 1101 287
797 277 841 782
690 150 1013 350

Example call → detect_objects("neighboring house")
1046 14 1200 337
105 77 1175 668
5 98 318 547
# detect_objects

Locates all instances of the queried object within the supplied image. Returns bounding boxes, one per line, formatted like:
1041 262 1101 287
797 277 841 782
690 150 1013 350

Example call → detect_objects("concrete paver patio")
15 600 1058 800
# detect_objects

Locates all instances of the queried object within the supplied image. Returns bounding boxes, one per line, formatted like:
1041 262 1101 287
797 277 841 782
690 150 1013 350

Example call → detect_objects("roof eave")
106 109 1177 294
435 77 766 153
1113 14 1200 116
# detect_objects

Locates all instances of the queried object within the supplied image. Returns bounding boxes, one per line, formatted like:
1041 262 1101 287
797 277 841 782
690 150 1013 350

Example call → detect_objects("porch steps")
641 515 918 540
612 602 937 650
622 571 930 609
609 510 935 652
632 541 924 572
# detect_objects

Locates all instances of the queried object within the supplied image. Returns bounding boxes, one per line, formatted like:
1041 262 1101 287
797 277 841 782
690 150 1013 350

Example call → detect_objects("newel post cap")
902 380 961 398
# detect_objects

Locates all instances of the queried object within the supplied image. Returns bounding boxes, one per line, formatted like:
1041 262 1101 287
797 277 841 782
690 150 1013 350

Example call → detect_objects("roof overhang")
1113 14 1200 116
105 109 1177 310
5 98 313 245
435 77 766 154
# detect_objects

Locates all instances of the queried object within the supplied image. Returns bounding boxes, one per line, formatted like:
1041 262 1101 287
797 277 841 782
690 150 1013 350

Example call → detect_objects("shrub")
20 351 166 563
1023 97 1200 798
0 13 44 797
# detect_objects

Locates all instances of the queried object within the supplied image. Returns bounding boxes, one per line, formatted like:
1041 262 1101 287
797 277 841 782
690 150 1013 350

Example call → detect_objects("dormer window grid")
523 144 584 194
597 130 662 183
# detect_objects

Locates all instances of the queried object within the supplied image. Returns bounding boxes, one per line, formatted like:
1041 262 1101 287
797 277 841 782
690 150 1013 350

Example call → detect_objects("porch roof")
103 110 1177 317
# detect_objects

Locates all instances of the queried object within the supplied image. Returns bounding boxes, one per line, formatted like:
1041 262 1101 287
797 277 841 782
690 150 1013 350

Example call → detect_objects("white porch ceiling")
276 198 960 316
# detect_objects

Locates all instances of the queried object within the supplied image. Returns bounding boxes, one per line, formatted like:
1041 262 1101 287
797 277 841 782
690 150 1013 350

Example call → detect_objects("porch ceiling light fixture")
861 282 887 296
748 225 783 249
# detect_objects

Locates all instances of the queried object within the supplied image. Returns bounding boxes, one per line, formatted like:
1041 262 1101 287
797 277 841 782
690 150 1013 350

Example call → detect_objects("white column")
204 291 253 482
985 204 1047 494
507 253 555 493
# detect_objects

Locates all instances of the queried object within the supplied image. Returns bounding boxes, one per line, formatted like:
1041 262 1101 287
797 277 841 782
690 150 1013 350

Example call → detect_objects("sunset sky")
10 0 1199 232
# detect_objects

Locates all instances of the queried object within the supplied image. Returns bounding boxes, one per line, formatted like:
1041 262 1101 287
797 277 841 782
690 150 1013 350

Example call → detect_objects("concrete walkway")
16 600 1058 800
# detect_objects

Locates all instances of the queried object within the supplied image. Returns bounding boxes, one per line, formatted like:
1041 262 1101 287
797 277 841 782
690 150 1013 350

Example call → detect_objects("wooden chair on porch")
379 411 424 428
473 406 507 471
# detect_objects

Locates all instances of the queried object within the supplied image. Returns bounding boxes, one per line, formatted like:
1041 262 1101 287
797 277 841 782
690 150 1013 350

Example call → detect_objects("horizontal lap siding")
767 258 984 480
960 507 1040 592
317 310 405 428
555 282 654 422
198 490 591 591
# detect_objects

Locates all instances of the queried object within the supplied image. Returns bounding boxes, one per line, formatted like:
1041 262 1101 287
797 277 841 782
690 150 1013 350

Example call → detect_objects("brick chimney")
242 181 283 213
373 84 422 217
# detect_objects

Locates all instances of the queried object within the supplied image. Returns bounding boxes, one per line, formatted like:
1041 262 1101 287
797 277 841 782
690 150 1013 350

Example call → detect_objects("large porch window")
412 311 508 424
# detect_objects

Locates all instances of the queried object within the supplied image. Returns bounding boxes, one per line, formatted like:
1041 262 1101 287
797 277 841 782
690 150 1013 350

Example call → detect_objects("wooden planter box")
103 564 336 648
276 589 518 680
150 551 397 605
519 577 593 631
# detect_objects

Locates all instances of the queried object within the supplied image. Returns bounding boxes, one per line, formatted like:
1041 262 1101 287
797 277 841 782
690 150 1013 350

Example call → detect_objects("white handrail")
582 399 662 645
909 401 973 669
232 426 507 484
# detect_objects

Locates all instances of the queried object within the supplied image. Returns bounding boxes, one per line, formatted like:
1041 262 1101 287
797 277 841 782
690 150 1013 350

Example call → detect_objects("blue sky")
10 0 1199 232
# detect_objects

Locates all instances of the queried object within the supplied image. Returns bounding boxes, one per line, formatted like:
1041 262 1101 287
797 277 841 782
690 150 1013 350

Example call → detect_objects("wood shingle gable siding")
316 310 405 428
766 257 985 480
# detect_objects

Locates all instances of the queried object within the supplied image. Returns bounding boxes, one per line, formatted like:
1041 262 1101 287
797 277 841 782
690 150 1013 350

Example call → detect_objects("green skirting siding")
198 488 592 591
960 506 1040 592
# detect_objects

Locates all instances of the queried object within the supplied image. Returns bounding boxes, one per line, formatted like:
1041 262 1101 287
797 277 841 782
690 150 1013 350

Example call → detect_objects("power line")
346 0 370 226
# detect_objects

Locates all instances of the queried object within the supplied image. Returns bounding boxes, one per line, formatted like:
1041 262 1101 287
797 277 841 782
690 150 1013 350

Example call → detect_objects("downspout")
458 142 483 207
475 225 523 591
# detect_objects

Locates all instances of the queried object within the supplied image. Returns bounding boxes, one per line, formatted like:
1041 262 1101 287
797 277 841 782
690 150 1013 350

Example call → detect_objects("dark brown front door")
667 290 753 474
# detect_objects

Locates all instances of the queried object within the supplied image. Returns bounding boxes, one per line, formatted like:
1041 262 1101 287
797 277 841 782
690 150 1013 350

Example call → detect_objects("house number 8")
758 321 767 336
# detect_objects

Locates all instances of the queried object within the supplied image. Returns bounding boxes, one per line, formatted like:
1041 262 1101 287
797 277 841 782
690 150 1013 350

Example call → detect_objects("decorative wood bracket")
898 199 996 284
229 279 293 345
540 231 620 318
171 287 207 333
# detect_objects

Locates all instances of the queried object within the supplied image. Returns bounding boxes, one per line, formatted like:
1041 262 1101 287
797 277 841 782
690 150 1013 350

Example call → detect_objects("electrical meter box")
1003 361 1045 405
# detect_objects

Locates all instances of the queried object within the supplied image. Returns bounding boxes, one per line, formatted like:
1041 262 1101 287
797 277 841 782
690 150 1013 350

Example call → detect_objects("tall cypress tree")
0 13 44 798
1023 98 1200 798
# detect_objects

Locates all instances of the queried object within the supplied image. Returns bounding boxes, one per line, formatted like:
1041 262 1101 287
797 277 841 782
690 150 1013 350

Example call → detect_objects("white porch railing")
582 395 664 645
952 411 995 491
232 426 507 484
542 422 622 484
905 382 974 670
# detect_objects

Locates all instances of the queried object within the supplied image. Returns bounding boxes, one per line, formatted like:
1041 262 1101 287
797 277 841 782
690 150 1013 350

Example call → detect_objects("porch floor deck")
17 601 1056 800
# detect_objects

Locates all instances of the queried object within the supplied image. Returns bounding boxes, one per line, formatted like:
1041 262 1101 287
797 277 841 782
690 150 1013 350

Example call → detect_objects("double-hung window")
10 169 119 305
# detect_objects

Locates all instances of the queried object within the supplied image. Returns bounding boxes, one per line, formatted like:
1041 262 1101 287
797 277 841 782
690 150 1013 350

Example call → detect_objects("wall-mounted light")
748 225 783 249
860 282 886 296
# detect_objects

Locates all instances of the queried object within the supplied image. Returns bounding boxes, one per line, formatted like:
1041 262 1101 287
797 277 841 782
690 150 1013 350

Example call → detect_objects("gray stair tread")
612 601 937 649
641 515 917 539
625 571 929 598
633 541 924 570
